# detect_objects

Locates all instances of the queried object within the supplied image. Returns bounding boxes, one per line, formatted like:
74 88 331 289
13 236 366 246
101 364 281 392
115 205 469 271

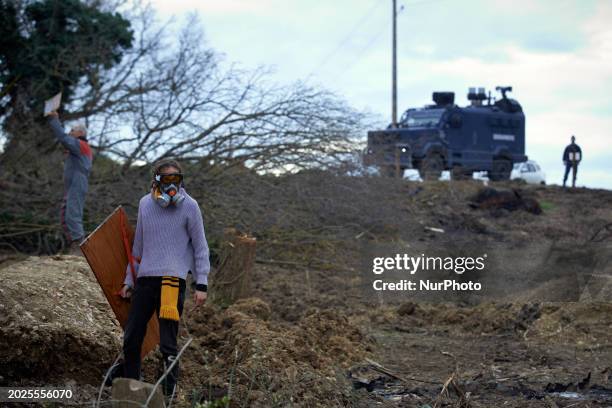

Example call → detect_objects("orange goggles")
156 173 183 184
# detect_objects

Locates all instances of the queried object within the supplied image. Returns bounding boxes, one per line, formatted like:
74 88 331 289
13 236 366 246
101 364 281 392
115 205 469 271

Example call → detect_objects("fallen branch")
364 358 442 385
434 372 471 408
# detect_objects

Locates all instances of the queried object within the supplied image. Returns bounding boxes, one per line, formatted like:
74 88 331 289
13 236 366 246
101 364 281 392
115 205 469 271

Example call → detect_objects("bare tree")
0 3 369 254
64 10 366 175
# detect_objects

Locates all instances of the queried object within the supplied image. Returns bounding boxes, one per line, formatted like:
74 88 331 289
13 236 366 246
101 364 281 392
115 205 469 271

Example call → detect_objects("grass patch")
539 200 555 211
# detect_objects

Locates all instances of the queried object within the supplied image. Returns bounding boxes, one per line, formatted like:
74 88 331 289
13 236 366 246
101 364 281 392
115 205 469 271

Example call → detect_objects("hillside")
1 176 611 407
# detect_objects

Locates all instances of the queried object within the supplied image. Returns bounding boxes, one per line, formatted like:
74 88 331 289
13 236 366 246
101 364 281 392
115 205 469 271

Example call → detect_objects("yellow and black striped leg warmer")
159 276 180 321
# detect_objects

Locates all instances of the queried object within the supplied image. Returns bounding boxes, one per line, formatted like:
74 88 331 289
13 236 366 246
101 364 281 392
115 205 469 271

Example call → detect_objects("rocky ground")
1 179 611 407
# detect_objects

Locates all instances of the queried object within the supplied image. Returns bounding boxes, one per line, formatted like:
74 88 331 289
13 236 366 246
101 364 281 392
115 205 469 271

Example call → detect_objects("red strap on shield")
119 209 138 286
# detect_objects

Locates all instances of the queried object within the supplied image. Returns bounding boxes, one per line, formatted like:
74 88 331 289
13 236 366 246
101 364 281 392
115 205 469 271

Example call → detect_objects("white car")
511 160 546 185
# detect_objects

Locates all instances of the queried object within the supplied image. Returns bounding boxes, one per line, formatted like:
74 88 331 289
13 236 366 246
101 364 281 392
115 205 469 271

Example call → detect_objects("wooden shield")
80 206 159 358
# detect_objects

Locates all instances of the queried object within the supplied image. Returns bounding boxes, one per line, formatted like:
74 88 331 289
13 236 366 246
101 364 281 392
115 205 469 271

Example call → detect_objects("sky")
150 0 612 189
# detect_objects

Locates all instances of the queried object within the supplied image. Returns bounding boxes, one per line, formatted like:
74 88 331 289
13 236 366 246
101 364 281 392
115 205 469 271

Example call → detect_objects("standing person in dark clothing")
562 135 582 188
47 111 93 255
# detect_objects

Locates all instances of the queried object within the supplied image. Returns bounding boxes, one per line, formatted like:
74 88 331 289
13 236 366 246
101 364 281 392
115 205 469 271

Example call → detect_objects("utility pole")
391 0 398 128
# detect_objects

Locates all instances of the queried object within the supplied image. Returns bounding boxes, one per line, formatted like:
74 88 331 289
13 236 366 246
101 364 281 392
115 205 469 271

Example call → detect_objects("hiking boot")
68 240 82 256
161 355 179 398
105 361 125 387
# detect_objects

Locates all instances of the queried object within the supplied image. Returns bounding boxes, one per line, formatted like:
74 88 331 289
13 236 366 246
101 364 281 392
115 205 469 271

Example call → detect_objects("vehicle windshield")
400 109 444 128
513 163 522 170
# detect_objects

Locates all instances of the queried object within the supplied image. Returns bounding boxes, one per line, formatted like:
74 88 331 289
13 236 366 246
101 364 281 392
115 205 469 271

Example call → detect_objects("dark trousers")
123 276 186 379
563 162 578 187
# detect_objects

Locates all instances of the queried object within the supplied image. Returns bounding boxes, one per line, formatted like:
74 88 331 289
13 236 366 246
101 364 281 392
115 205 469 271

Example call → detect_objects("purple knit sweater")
124 187 210 288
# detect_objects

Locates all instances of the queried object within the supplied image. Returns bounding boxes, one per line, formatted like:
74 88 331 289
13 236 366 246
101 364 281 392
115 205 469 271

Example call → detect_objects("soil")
1 180 611 407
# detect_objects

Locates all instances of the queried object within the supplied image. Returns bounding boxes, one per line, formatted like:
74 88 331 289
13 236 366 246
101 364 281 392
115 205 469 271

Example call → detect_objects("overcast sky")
151 0 611 189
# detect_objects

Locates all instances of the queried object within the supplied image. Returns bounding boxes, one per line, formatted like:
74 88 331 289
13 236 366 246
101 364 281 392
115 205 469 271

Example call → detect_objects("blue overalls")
48 117 93 242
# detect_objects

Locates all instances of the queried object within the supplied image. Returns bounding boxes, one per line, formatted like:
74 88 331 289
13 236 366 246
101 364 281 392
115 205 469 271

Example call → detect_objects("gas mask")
154 173 185 208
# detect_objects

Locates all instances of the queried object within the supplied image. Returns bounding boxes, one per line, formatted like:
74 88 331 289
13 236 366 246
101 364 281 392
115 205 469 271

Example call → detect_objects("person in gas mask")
47 111 93 255
562 135 582 188
117 159 210 398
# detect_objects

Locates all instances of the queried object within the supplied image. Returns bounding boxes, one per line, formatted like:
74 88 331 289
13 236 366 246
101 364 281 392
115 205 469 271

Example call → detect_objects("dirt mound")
528 302 612 345
298 308 370 367
180 299 371 407
226 297 271 320
0 256 121 385
470 187 542 214
390 302 543 335
390 300 612 348
0 256 371 407
436 303 541 333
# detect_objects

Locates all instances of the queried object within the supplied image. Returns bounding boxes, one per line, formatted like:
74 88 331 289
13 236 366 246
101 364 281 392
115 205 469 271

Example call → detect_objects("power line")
306 0 385 78
331 4 406 82
332 25 387 81
329 0 453 82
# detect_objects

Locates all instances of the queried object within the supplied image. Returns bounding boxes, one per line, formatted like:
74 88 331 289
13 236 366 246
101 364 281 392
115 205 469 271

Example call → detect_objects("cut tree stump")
209 228 256 306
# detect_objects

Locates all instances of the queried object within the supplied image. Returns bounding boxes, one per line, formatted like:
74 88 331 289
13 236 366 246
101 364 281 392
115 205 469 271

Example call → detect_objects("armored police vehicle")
364 86 527 180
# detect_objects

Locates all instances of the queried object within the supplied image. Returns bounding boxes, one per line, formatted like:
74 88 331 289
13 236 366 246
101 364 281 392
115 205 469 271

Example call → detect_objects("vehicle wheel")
418 154 444 181
489 158 512 181
379 165 404 178
451 166 472 180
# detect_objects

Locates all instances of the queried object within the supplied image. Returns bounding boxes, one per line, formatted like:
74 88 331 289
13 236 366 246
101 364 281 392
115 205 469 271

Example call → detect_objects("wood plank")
80 206 159 358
